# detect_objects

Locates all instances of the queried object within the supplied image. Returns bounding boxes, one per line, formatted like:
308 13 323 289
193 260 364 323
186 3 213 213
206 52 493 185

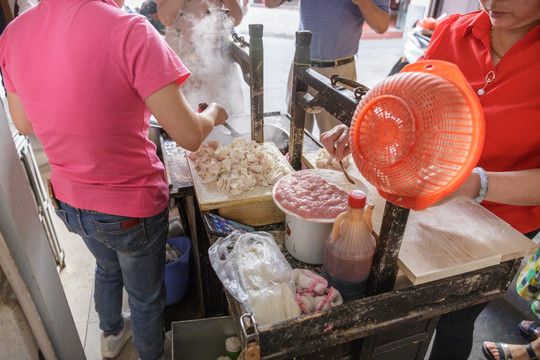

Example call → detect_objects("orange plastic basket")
350 60 485 210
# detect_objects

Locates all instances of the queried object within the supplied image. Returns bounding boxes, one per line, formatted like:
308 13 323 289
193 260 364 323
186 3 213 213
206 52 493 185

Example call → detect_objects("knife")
198 102 243 138
222 122 243 138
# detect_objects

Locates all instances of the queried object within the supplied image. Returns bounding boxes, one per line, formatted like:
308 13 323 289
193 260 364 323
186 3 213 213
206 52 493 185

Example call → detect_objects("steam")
165 3 245 116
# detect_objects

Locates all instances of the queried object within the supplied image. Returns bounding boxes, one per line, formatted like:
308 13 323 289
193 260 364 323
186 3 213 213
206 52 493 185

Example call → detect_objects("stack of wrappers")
235 235 301 326
208 231 343 327
293 269 342 314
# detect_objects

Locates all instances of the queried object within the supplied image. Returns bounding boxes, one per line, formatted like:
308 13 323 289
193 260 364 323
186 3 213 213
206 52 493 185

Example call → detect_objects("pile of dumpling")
188 138 290 196
315 148 351 169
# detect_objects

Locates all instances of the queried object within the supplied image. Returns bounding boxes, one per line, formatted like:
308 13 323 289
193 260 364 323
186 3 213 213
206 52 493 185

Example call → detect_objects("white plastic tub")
284 213 333 265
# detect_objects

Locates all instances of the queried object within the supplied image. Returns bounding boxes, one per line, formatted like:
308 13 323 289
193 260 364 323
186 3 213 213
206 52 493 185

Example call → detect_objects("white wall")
438 0 480 16
409 0 432 13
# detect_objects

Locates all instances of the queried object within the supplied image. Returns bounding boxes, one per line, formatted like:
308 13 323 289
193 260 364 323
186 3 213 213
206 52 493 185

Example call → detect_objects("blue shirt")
298 0 390 60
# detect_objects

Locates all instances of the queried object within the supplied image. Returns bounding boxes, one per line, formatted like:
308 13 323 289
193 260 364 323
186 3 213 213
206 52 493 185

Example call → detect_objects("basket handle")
400 60 474 96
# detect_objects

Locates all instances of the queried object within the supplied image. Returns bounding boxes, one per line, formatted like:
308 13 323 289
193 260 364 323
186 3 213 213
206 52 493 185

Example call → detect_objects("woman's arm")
352 0 390 34
443 168 540 206
154 0 183 26
222 0 243 26
145 82 228 151
6 91 34 135
264 0 286 9
486 170 540 206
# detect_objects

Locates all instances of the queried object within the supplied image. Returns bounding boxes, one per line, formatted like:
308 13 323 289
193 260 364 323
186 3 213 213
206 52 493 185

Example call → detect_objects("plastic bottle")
323 190 376 301
225 336 242 360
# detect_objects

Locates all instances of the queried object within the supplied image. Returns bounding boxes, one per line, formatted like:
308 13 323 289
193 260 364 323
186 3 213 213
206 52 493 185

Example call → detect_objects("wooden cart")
162 29 537 359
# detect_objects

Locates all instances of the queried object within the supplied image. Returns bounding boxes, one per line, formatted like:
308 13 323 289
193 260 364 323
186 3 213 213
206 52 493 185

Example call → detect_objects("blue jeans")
55 201 168 360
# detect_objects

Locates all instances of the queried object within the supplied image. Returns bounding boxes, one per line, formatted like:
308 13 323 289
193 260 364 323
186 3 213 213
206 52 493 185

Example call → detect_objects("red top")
423 11 540 233
349 190 367 209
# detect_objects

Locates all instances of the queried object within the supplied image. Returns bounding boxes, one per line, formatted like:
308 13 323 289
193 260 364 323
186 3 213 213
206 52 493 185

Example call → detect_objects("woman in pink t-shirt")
0 0 227 359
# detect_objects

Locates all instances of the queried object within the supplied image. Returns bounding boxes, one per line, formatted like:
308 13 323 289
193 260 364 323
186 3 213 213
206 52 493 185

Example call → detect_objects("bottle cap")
348 190 367 208
225 336 242 352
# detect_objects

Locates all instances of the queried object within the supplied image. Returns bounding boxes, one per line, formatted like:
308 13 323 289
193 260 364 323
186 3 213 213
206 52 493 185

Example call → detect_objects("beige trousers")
286 60 357 137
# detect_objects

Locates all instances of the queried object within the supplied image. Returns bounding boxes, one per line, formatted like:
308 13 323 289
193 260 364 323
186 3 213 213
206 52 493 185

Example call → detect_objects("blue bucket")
165 237 191 306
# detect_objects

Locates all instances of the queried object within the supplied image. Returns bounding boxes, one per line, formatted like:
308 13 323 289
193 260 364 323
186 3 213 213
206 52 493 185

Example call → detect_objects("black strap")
310 56 355 68
526 344 539 360
495 342 513 360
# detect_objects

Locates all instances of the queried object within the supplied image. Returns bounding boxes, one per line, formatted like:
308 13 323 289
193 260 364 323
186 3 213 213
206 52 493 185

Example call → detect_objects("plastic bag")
208 231 301 325
516 247 540 318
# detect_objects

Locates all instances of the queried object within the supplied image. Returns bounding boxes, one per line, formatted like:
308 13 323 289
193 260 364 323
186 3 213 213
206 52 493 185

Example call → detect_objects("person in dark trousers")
264 0 391 136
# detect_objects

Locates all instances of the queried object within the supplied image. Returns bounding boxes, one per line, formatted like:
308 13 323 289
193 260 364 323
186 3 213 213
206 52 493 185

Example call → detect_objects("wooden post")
361 201 412 359
0 0 13 23
289 31 311 170
367 202 410 295
249 24 264 143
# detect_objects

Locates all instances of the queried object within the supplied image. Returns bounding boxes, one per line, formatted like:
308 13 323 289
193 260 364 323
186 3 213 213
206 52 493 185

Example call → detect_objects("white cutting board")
303 150 538 285
188 142 294 211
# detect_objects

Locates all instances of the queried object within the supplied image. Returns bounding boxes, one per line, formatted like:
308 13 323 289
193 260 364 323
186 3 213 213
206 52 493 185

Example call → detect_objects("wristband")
469 167 488 204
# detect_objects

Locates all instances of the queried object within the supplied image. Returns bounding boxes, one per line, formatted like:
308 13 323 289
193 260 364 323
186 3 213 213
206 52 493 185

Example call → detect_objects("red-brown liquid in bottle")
323 190 375 301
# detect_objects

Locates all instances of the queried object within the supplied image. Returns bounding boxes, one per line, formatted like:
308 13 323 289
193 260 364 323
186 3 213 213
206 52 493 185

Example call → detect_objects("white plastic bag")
208 231 301 325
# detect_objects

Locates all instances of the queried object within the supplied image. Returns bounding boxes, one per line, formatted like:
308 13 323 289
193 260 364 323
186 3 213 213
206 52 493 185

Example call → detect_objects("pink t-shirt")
0 0 190 217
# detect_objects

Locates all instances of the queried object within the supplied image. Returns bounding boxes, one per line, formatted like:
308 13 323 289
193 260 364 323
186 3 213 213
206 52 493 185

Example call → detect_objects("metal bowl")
152 114 291 153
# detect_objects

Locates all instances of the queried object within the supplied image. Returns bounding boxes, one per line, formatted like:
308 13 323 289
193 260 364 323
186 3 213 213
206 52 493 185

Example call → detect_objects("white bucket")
284 214 332 265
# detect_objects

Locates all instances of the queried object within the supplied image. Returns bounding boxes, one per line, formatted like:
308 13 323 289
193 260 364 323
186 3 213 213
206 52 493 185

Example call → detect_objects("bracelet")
469 167 488 204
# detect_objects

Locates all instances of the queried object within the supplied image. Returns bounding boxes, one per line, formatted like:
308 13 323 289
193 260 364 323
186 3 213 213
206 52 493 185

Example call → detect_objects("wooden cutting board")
303 150 538 285
397 197 537 284
188 142 295 211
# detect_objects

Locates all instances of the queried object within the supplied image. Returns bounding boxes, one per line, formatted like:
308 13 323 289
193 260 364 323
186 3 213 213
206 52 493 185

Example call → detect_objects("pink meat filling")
274 172 348 218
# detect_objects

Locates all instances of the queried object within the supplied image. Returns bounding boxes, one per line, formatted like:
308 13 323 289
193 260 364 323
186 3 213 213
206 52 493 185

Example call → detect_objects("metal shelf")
16 135 65 272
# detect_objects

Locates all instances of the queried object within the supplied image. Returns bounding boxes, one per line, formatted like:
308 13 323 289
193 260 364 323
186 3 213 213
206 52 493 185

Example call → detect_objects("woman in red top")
321 1 540 359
